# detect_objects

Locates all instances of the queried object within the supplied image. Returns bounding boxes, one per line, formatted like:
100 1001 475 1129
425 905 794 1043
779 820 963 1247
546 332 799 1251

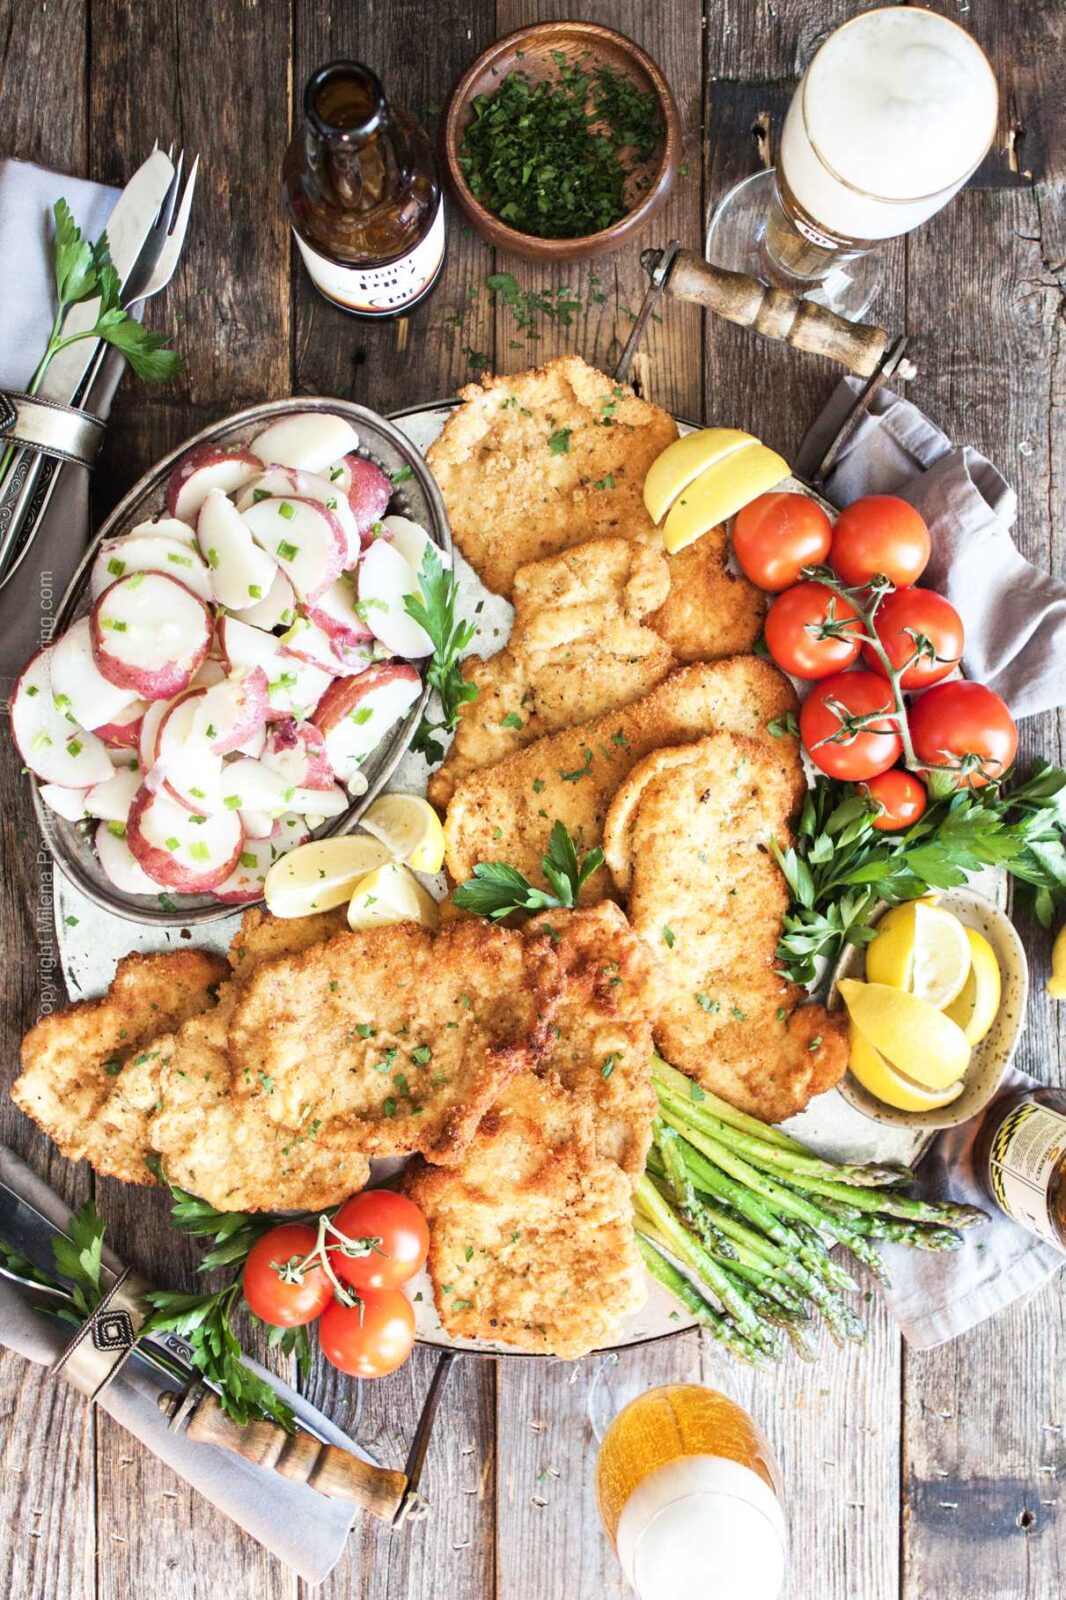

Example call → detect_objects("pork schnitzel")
648 532 763 662
404 1069 646 1359
226 919 565 1164
443 656 798 902
603 732 847 1122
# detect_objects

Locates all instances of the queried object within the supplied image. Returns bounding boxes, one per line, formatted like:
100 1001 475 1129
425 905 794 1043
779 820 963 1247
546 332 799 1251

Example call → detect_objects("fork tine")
158 149 184 234
169 153 199 240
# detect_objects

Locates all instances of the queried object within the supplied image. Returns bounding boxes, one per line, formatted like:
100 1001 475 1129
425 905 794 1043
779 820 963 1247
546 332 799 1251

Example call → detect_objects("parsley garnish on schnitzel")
452 821 603 920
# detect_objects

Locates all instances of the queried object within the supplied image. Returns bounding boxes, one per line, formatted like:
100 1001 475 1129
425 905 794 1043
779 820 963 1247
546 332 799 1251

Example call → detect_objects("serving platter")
51 398 998 1357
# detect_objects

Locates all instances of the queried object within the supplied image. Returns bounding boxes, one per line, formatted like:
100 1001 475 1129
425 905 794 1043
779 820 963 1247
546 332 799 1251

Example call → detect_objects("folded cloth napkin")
800 379 1066 720
877 1069 1061 1349
0 160 128 698
0 1145 362 1582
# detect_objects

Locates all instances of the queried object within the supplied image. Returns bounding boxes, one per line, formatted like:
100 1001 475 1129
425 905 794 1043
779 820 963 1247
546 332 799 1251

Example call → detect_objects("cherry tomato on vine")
319 1289 416 1378
732 492 833 591
863 588 964 689
242 1223 333 1328
861 769 928 831
329 1190 430 1293
764 582 864 680
829 496 931 589
909 680 1017 790
799 670 903 781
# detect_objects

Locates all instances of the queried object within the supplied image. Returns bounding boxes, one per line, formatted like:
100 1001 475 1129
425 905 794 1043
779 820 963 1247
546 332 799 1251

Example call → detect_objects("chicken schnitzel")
648 532 763 662
426 356 677 596
428 538 675 809
12 949 226 1171
443 656 798 902
404 1069 646 1359
226 919 565 1164
603 732 847 1122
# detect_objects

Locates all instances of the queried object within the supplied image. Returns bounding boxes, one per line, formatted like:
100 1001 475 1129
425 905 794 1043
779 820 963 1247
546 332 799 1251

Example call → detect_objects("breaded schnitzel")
12 949 226 1172
428 538 675 809
227 919 565 1164
526 903 656 1179
603 732 847 1122
443 656 798 902
404 1070 645 1359
648 532 763 662
426 356 677 596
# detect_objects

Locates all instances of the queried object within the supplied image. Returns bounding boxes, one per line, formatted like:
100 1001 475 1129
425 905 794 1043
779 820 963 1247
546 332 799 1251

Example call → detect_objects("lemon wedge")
661 442 791 553
346 861 441 931
642 429 758 524
848 1023 965 1113
1049 924 1066 1001
264 835 392 918
359 793 446 873
943 928 1002 1043
865 899 972 1009
837 979 971 1089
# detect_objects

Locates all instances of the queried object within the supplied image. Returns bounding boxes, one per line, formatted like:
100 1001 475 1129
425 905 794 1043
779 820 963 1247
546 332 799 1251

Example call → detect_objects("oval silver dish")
34 396 450 927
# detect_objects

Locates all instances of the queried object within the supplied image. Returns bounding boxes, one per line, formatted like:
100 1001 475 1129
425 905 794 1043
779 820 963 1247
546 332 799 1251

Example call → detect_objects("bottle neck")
304 61 412 215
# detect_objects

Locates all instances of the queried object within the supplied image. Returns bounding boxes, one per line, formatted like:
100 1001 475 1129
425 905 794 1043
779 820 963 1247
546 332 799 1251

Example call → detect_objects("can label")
988 1104 1065 1248
294 202 445 315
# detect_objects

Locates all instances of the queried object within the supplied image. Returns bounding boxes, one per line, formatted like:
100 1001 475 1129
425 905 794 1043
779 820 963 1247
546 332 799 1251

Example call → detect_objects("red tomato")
799 670 903 781
318 1289 416 1379
242 1224 332 1328
829 496 931 588
909 680 1018 790
864 588 964 689
732 492 833 591
764 582 864 680
329 1190 430 1292
862 770 928 831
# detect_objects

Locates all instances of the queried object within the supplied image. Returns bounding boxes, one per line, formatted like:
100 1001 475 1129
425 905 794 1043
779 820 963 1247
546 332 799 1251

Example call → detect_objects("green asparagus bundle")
636 1056 986 1368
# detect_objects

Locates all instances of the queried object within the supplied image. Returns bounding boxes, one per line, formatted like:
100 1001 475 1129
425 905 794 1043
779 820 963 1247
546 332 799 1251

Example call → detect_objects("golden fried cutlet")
603 732 847 1122
226 920 565 1165
648 531 763 662
443 656 798 902
426 356 678 596
428 538 675 809
404 1070 646 1359
12 949 227 1170
526 903 656 1179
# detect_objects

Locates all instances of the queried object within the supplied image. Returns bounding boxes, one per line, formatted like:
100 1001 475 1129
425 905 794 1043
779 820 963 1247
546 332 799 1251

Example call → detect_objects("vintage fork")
0 148 199 591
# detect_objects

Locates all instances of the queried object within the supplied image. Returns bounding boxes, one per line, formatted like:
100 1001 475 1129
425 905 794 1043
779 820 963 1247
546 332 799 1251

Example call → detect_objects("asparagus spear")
635 1233 776 1368
655 1123 739 1260
652 1055 806 1151
634 1176 770 1342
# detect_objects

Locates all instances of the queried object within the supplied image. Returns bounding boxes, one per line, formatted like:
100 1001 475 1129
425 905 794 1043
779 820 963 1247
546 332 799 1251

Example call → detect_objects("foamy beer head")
779 6 998 249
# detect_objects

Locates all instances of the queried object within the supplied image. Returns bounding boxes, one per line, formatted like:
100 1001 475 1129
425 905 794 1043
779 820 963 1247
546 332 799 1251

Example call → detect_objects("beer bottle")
977 1088 1066 1252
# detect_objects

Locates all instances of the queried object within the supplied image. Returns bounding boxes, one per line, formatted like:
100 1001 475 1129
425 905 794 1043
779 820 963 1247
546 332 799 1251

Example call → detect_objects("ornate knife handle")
0 391 106 468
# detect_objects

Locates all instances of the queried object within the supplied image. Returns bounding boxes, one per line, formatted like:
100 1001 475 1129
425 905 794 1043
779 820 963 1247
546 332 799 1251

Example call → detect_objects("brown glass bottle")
976 1087 1066 1252
283 61 444 318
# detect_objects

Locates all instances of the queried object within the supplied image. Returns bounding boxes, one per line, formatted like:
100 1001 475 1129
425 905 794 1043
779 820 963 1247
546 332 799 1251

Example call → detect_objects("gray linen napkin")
0 1145 362 1581
877 1070 1061 1349
0 159 128 698
800 379 1066 720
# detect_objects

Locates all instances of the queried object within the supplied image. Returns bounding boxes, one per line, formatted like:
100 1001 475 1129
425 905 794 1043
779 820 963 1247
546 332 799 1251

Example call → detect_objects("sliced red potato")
235 465 361 565
345 455 392 543
90 533 214 604
240 496 346 605
154 689 224 813
357 539 433 658
312 662 422 782
218 616 333 720
217 757 348 819
84 763 142 824
308 573 373 648
51 617 139 732
235 722 267 759
190 667 269 755
138 698 171 771
190 656 227 689
238 807 275 840
215 815 312 905
166 443 263 524
39 784 90 823
91 572 212 699
126 515 199 548
380 514 447 584
238 567 298 631
11 648 114 787
279 613 342 673
196 488 278 611
250 412 359 475
94 697 149 750
261 717 334 790
127 783 243 892
95 819 160 895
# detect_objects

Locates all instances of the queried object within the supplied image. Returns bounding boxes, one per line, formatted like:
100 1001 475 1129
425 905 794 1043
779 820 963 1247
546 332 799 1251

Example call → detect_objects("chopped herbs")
548 427 572 455
661 925 676 949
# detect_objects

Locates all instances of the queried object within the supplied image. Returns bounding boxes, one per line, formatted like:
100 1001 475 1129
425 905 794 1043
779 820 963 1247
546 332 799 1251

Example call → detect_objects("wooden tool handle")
160 1391 408 1520
667 248 889 377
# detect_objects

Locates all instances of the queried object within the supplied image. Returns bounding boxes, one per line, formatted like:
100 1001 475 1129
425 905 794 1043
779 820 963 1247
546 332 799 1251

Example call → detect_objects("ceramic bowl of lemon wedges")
830 888 1028 1130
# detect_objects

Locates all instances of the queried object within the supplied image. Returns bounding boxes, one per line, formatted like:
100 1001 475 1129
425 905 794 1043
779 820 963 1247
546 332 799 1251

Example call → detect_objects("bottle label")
988 1103 1066 1248
294 202 445 315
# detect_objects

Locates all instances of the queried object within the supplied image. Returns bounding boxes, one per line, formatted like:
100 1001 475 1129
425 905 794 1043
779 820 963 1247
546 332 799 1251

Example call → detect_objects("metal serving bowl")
35 396 451 927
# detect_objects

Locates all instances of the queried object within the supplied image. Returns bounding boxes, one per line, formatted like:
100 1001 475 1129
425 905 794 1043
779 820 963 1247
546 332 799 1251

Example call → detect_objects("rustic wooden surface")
0 2 1063 1597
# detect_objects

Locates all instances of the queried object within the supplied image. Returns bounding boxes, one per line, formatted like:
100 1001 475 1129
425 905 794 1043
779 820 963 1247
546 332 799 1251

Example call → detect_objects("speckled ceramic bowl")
829 887 1029 1131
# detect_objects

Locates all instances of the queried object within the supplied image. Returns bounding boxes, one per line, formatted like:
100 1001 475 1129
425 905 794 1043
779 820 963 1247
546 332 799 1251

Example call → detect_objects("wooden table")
1 3 1063 1596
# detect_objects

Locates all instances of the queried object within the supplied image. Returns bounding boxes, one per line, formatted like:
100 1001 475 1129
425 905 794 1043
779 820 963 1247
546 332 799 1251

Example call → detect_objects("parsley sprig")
453 820 603 919
404 543 479 766
775 762 1066 986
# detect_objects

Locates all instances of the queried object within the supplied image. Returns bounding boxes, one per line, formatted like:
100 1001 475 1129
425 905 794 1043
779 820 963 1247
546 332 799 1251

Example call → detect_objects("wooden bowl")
443 21 682 263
